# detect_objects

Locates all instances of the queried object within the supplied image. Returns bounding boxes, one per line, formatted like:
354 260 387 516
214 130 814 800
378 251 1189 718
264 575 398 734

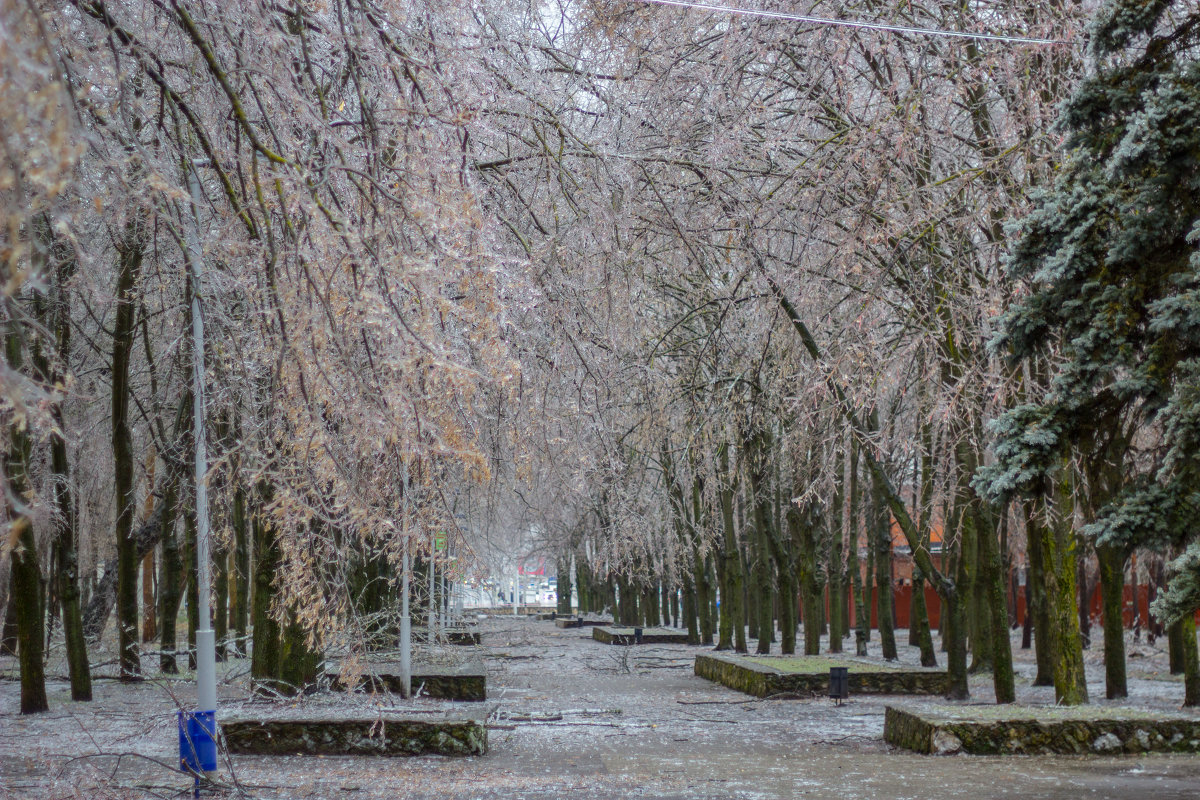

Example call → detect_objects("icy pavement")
3 617 1200 799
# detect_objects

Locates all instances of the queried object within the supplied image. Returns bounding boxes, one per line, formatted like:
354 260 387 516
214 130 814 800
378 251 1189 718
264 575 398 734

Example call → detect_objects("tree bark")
1169 617 1186 675
827 444 845 654
717 444 746 652
7 310 47 712
912 574 937 667
1037 481 1089 705
10 519 48 714
251 486 283 693
112 215 145 681
157 479 181 674
1026 502 1054 685
871 463 898 661
553 555 570 615
945 490 970 699
1097 544 1128 699
979 501 1015 702
231 476 249 655
1181 613 1200 708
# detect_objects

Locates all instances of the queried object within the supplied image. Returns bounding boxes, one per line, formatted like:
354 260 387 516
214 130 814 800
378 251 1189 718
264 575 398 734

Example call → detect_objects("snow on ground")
3 618 1200 799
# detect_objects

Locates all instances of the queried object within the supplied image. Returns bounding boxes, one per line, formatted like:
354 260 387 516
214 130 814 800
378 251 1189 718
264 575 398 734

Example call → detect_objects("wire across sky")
629 0 1066 46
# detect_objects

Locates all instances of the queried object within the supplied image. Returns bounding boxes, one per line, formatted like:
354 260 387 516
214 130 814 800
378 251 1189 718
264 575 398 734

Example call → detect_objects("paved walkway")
3 616 1200 798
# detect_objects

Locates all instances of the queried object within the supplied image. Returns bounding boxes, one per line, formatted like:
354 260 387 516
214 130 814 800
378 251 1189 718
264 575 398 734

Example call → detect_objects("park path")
3 615 1200 798
413 616 1200 800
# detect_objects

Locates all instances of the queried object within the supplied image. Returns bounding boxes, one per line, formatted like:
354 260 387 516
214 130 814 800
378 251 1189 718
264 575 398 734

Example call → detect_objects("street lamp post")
179 159 218 784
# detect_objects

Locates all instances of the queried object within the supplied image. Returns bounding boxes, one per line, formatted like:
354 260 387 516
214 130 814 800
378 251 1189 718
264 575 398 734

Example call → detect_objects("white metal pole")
429 530 438 640
186 161 217 716
400 537 411 699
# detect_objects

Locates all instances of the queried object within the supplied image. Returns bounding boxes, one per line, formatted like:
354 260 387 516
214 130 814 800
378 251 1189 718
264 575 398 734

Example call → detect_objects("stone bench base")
331 660 486 701
884 705 1200 755
555 617 611 628
592 626 690 645
223 714 486 756
444 628 481 646
694 653 951 698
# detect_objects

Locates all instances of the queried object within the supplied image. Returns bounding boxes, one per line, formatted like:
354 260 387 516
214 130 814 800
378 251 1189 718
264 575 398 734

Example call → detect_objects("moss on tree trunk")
11 518 48 714
1039 481 1089 705
717 443 746 652
1181 614 1200 708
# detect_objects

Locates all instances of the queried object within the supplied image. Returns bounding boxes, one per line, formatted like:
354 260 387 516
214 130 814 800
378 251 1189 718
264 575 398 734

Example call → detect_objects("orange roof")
890 516 943 547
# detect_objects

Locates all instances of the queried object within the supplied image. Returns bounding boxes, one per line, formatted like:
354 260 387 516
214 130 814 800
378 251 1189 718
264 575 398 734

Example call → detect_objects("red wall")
817 582 1199 631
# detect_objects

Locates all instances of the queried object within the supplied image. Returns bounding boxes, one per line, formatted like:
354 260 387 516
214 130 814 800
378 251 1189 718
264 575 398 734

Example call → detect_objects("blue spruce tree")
978 1 1200 704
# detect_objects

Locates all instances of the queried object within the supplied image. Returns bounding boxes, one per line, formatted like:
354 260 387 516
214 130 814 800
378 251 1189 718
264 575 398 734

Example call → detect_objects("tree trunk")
872 466 897 661
979 504 1015 702
744 535 759 643
1078 552 1092 650
1 596 16 656
1181 613 1200 708
755 564 772 653
7 310 47 712
945 499 970 699
1022 567 1034 649
556 556 572 615
717 445 745 652
574 549 591 615
231 477 250 656
1036 484 1089 705
641 583 656 628
1169 617 1186 675
683 571 698 644
214 548 229 661
251 490 283 692
1097 544 1128 699
279 619 323 692
37 250 91 701
1026 503 1054 685
848 438 868 656
139 450 157 644
157 481 181 674
695 553 713 645
912 574 937 666
828 444 845 654
863 517 875 647
1148 557 1164 644
141 552 156 642
967 508 993 674
744 429 774 656
10 519 48 714
51 459 91 702
112 217 144 681
1130 552 1141 643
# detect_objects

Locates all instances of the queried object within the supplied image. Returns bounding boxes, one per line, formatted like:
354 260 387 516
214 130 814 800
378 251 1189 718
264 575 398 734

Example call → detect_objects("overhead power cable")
629 0 1065 45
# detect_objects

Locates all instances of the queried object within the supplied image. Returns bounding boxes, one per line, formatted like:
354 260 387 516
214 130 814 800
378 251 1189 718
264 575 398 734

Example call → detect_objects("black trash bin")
829 666 849 705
